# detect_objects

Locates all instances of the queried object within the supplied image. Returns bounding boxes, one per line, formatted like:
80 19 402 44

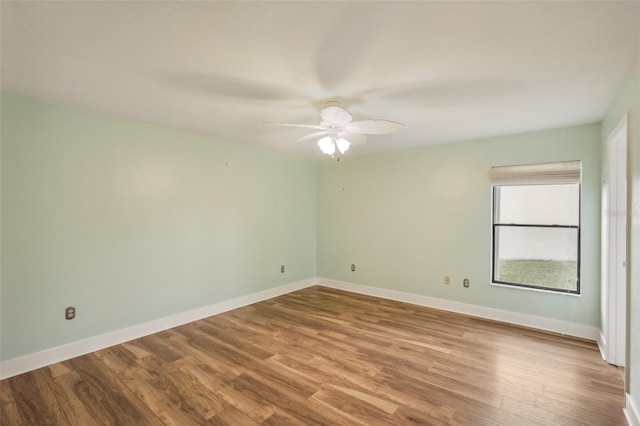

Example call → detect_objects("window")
491 161 581 294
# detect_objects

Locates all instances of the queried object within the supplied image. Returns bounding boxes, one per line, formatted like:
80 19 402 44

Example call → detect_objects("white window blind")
490 160 581 186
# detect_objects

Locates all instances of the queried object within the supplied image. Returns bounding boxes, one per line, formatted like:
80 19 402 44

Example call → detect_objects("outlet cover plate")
65 306 76 320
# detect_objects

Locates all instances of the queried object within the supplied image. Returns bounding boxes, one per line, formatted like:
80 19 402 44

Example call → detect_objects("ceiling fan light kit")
267 104 403 159
318 136 350 156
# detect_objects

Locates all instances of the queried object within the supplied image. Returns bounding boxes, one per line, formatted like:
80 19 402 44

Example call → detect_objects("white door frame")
600 113 628 367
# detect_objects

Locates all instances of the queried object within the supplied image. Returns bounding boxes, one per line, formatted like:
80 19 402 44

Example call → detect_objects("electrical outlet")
351 264 356 272
281 265 285 273
65 306 76 320
463 278 470 288
444 276 450 285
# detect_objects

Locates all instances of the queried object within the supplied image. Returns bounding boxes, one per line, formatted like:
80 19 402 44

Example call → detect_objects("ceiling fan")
266 103 403 159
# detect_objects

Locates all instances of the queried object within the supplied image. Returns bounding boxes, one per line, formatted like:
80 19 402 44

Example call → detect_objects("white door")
602 114 627 367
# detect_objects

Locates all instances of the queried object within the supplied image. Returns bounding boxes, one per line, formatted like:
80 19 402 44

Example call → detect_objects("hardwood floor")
1 286 626 425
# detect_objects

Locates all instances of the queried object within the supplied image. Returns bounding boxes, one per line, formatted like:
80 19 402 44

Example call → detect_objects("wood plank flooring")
1 286 626 425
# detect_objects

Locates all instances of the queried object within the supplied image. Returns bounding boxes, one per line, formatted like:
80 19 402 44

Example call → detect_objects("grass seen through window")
497 259 577 291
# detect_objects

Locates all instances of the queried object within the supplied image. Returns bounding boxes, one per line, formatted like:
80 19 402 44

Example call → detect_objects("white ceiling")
1 1 639 157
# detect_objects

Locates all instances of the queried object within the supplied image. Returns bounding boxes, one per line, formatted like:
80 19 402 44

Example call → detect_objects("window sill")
490 281 581 297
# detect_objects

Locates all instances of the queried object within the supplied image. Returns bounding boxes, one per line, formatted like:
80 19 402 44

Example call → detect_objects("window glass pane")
494 226 578 291
495 184 579 225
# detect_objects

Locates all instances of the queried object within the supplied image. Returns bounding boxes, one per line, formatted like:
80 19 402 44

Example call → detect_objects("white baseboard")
1 277 602 379
597 330 607 361
317 277 599 341
626 393 640 426
0 278 316 380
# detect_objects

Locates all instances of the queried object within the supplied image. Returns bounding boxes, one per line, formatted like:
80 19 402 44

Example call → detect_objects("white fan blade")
320 105 352 127
346 119 404 135
292 131 327 144
264 122 325 130
338 131 367 146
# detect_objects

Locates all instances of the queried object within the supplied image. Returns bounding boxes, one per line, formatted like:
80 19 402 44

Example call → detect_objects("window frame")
490 183 582 295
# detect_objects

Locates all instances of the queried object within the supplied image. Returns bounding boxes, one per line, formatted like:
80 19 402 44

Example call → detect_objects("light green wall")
318 123 602 326
0 90 612 365
602 58 639 403
0 93 317 361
